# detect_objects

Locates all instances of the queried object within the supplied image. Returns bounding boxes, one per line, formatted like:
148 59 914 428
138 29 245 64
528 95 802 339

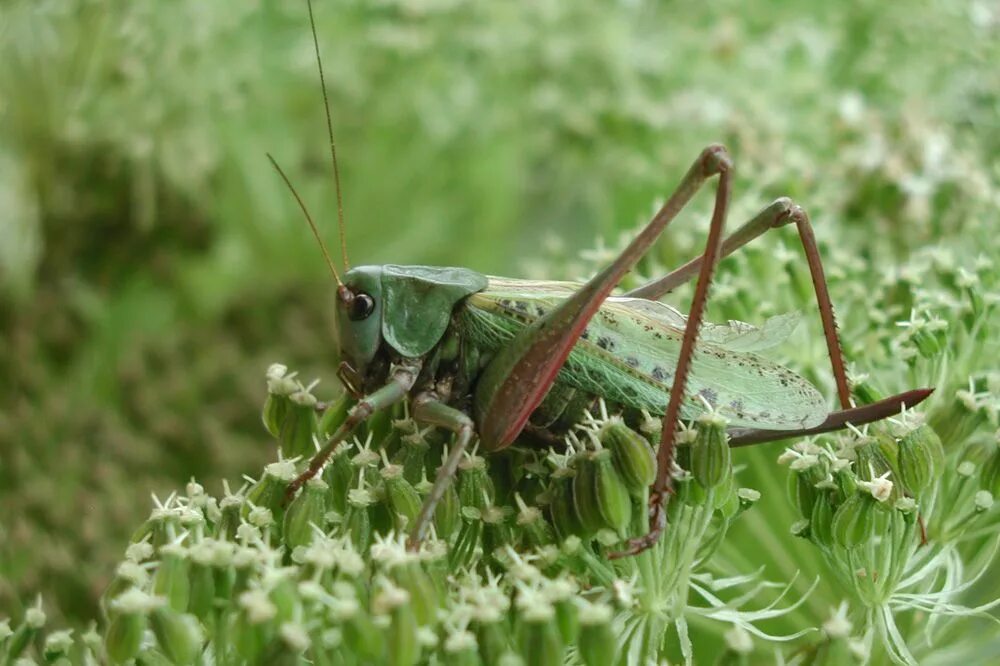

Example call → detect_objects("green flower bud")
554 599 578 645
981 443 1000 497
692 413 731 489
5 607 45 663
518 613 564 666
933 383 988 446
787 468 819 519
101 561 150 618
217 490 245 541
245 460 297 524
897 425 941 495
475 621 511 666
675 469 709 507
317 393 354 438
433 477 462 540
233 588 282 661
601 419 657 495
282 390 321 459
187 562 216 621
810 490 836 548
790 519 811 540
362 406 395 447
832 492 876 549
345 505 372 553
905 317 947 359
283 477 329 550
713 470 739 516
674 428 695 473
874 431 900 473
572 453 606 536
448 518 484 570
322 446 355 514
42 629 74 662
548 472 586 541
395 563 439 627
105 613 145 664
150 608 203 665
854 438 895 500
343 612 384 662
231 612 273 664
833 467 859 500
153 546 190 612
459 456 495 511
345 478 375 551
516 494 555 548
262 395 290 440
106 589 159 664
442 629 480 666
576 602 614 666
482 504 516 553
397 432 431 485
850 377 883 408
383 463 423 530
591 449 632 534
270 578 300 626
384 593 420 666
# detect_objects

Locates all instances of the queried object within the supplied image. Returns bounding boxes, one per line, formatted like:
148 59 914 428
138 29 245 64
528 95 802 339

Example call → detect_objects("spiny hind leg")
626 198 797 299
474 145 735 452
626 198 852 410
406 392 474 551
609 146 736 558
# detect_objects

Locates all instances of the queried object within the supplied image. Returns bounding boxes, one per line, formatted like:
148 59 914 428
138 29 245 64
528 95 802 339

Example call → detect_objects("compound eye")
348 292 376 321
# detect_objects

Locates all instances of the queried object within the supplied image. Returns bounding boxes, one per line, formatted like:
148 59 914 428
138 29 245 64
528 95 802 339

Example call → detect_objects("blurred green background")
1 0 998 636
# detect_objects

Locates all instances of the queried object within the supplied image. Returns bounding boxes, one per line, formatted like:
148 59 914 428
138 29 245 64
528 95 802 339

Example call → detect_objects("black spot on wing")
697 388 718 407
651 366 671 382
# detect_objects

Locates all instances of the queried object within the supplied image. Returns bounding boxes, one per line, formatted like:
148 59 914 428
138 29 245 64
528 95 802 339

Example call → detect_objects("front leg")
285 358 421 499
406 392 475 550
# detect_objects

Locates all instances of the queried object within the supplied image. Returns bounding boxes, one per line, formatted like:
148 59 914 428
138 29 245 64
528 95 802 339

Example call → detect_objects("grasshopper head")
335 264 489 385
335 265 384 380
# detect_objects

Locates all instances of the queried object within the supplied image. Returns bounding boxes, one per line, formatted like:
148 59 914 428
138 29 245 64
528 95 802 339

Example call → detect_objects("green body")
337 265 826 450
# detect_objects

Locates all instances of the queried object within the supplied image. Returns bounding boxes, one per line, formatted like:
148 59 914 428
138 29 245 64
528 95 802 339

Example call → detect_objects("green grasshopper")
278 0 932 557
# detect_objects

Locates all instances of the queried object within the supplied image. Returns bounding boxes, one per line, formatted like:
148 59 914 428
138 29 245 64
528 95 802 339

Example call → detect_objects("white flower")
823 602 852 638
724 625 753 653
279 622 311 652
858 470 893 502
239 589 277 624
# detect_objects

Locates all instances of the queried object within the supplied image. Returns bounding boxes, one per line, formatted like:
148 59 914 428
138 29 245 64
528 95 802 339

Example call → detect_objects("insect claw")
608 490 669 559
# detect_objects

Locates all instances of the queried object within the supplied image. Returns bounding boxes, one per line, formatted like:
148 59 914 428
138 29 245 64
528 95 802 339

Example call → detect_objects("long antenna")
267 153 343 286
307 0 349 271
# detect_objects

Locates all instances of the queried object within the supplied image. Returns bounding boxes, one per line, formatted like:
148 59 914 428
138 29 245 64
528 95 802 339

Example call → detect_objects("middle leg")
406 392 475 550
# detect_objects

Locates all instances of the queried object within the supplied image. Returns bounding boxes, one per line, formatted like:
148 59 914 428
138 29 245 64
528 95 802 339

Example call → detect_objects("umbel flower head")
5 346 1000 665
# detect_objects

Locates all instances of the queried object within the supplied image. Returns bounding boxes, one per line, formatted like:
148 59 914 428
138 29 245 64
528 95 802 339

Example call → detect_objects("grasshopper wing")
464 278 825 430
616 298 801 352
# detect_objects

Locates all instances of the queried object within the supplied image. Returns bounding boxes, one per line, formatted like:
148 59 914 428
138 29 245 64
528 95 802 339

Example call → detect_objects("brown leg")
610 149 735 559
625 198 797 300
726 388 933 446
474 145 735 453
628 199 852 411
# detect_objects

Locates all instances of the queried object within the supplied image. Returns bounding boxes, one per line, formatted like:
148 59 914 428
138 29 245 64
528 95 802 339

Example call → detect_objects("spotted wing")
463 277 825 430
